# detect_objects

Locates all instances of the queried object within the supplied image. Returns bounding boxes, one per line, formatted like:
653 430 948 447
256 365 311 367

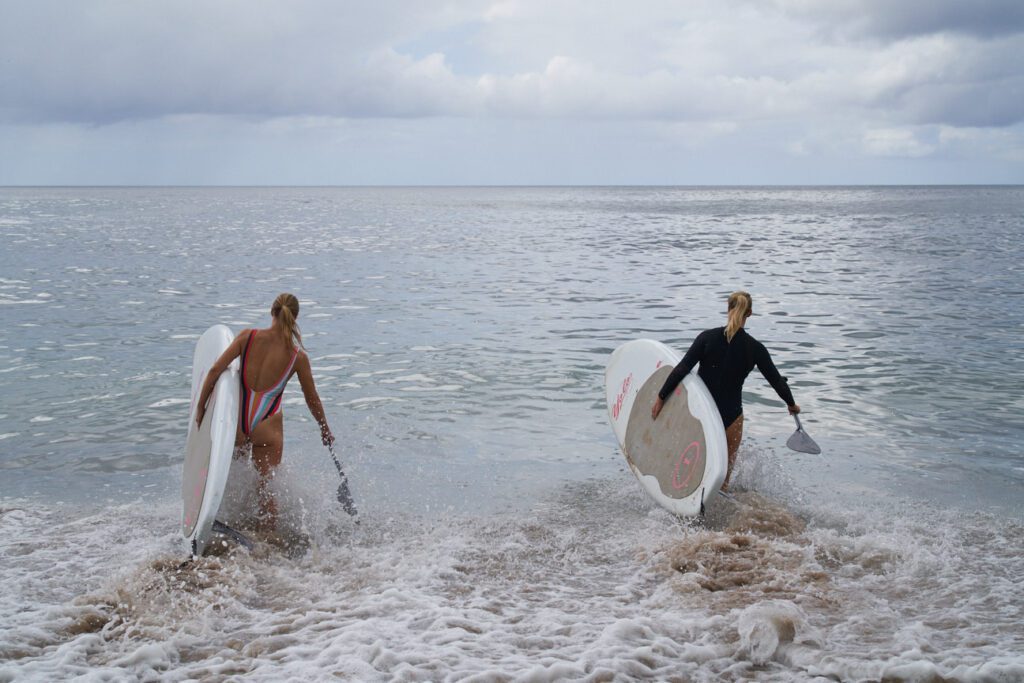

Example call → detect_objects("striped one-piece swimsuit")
239 331 298 436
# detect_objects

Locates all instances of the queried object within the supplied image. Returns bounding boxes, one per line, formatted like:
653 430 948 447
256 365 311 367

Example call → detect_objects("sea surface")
1 186 1022 682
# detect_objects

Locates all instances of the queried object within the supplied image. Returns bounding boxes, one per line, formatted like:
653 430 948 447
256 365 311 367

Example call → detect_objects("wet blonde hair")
725 291 752 342
272 293 303 350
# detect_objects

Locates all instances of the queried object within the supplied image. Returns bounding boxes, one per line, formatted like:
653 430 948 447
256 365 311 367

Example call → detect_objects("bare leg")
722 414 744 491
248 413 284 531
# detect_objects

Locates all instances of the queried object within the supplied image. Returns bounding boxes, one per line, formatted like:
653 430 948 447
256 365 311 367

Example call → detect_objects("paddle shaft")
328 442 346 475
327 442 359 517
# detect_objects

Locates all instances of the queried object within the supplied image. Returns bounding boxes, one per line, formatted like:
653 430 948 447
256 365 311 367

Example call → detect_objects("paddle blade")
337 478 358 517
787 427 821 454
328 443 359 517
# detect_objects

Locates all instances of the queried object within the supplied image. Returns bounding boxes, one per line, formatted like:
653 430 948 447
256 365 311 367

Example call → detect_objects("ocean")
1 186 1022 681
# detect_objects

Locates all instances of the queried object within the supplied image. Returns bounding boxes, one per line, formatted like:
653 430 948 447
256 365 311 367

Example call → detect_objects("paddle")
786 414 821 454
327 442 359 517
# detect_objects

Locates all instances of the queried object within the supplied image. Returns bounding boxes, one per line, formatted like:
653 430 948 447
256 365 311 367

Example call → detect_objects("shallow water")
1 186 1022 680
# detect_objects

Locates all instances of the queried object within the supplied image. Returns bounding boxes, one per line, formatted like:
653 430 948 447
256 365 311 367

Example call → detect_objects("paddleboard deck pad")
605 339 728 517
182 324 242 556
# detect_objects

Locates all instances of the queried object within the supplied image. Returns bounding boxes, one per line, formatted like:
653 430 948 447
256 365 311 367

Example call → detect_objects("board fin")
212 520 254 551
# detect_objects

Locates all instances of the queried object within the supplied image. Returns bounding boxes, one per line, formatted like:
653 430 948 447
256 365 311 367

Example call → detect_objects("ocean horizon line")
2 183 1023 190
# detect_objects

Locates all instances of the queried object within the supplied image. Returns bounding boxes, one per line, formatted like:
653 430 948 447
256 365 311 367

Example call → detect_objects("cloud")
862 128 934 157
850 34 1024 127
776 0 1024 40
937 125 1024 162
0 0 491 123
1 0 1022 134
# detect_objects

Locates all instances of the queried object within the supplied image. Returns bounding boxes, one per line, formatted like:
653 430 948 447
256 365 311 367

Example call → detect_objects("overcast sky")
2 0 1023 185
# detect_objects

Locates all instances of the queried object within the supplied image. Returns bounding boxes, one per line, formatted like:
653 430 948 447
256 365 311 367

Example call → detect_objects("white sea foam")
0 365 38 374
352 369 406 379
379 374 436 384
397 384 463 392
1 485 1021 682
147 398 191 409
51 393 126 406
454 371 487 383
346 396 403 406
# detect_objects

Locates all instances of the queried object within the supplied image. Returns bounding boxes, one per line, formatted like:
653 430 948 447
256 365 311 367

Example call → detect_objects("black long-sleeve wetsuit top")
657 326 795 428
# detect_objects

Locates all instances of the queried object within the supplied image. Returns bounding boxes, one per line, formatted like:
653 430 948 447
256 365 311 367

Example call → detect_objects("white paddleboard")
182 325 239 556
606 339 728 516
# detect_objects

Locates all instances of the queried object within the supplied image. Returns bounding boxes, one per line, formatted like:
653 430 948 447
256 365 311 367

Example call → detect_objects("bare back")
241 328 300 391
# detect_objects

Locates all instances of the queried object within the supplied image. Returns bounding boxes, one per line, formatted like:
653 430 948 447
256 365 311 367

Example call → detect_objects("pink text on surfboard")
672 441 701 490
612 373 633 421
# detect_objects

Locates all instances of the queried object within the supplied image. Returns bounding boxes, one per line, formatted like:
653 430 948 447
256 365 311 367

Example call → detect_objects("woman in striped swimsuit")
196 293 333 529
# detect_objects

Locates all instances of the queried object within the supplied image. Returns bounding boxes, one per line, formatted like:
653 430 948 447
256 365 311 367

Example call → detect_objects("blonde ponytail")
271 293 303 350
725 291 752 342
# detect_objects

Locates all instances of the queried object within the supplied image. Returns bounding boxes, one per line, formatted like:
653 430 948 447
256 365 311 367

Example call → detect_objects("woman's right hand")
320 423 335 447
788 403 801 415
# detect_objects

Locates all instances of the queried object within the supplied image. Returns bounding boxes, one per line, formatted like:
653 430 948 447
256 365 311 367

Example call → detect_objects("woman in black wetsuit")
651 291 800 490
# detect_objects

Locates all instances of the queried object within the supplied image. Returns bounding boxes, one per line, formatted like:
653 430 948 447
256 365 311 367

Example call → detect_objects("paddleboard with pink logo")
182 324 240 555
605 339 727 517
